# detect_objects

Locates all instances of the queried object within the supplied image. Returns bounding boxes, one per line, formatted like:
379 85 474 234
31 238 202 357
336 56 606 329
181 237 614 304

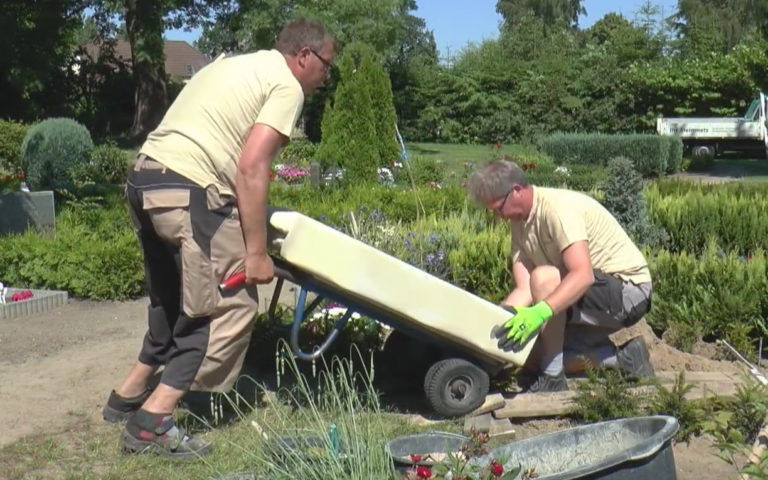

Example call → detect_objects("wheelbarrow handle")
218 266 295 292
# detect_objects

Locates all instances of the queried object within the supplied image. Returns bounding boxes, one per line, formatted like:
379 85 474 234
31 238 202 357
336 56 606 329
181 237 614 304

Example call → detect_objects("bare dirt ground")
0 295 750 479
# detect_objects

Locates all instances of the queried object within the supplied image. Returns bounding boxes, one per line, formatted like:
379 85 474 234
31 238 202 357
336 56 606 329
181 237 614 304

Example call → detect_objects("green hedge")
0 198 143 300
646 183 768 255
539 133 682 177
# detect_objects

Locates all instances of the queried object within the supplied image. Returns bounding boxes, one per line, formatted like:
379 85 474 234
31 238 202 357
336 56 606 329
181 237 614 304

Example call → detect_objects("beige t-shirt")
511 187 651 284
140 49 304 196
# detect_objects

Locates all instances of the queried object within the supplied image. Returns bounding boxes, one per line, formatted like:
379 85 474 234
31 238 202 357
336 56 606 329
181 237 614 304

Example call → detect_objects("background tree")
87 0 223 139
0 0 85 121
496 0 586 32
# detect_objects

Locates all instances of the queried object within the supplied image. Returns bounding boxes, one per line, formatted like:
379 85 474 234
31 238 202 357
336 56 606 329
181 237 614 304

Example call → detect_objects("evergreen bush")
20 117 94 190
600 156 667 248
316 42 400 184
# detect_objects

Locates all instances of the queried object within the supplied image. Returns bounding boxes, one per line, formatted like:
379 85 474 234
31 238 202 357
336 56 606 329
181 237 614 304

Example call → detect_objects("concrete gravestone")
0 190 55 236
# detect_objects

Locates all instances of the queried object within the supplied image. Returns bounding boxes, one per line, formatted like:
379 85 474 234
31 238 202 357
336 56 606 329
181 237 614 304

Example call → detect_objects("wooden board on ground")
493 370 748 420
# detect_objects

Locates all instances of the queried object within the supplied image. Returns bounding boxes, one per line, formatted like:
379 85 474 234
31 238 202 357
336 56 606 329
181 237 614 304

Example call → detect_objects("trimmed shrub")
646 243 768 356
652 179 768 198
646 183 768 255
0 120 30 174
72 141 130 185
664 136 684 173
280 140 318 167
20 117 94 190
539 133 670 177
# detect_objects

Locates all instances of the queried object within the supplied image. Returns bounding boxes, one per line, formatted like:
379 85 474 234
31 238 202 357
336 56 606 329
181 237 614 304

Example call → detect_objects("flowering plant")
273 163 309 184
402 427 524 480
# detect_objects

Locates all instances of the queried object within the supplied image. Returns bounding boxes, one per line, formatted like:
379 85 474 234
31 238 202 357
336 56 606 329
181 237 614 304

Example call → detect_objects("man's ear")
297 46 311 68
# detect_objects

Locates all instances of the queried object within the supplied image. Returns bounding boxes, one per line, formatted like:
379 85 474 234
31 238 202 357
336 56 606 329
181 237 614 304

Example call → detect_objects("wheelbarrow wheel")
423 358 489 418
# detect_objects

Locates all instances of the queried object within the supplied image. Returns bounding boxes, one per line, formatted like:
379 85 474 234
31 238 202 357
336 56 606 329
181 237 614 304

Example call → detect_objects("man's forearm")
543 269 593 314
236 160 271 256
503 288 533 308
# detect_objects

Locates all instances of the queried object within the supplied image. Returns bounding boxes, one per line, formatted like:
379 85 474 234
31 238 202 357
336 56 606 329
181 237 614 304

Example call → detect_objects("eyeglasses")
310 49 333 73
491 190 512 213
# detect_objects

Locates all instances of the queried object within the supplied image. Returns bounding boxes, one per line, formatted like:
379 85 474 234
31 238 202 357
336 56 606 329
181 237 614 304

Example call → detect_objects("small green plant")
20 117 94 190
573 366 644 423
697 377 768 479
647 371 704 442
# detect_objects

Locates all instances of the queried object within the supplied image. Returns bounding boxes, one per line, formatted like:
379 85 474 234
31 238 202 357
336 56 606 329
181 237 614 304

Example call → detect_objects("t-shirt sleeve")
254 81 304 138
547 201 588 252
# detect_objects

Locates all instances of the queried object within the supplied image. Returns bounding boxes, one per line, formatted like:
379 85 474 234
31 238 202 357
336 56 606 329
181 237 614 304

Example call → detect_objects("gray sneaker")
122 411 213 460
617 337 655 380
527 371 569 393
102 389 152 423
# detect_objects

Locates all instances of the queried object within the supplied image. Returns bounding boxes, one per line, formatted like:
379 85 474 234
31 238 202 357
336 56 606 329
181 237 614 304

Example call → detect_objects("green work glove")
492 301 553 352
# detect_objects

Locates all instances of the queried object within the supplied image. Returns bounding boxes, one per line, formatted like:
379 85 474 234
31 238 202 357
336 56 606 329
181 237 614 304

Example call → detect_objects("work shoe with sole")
527 371 569 393
617 337 655 380
121 410 213 460
102 389 152 423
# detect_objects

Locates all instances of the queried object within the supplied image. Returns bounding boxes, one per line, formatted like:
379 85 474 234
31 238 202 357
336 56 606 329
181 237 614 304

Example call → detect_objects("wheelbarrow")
221 209 535 418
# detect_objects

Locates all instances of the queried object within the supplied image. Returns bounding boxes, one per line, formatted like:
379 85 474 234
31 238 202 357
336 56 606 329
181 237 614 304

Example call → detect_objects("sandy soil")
0 296 751 479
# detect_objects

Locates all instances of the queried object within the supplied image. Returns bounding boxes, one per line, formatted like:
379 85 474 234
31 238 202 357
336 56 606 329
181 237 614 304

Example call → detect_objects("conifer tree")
316 42 400 184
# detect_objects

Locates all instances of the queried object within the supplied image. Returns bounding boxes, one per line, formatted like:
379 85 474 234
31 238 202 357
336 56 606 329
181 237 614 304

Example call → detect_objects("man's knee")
529 265 562 301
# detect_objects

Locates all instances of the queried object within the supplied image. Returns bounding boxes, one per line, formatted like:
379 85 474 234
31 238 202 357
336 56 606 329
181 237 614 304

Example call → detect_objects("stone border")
0 288 69 321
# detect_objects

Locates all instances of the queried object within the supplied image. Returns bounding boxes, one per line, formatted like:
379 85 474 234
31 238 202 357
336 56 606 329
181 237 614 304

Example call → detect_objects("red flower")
416 466 432 479
748 254 754 262
528 163 536 170
410 454 422 463
497 143 503 149
490 461 504 476
17 172 25 180
268 171 275 181
521 164 528 171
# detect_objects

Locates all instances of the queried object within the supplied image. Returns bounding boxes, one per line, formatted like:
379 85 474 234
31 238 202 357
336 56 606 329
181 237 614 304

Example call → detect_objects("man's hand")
492 301 553 352
245 253 274 285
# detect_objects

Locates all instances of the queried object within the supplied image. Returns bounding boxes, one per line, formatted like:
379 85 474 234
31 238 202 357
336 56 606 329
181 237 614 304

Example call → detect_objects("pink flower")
490 461 504 476
416 466 432 479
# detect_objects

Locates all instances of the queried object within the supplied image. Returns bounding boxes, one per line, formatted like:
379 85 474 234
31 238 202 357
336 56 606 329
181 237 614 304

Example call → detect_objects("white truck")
656 92 768 160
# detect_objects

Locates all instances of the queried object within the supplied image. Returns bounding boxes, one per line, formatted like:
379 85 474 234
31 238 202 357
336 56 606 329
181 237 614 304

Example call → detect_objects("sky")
165 0 680 56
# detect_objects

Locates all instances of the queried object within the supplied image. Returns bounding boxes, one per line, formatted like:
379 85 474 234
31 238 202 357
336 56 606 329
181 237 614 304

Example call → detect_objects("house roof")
83 39 212 79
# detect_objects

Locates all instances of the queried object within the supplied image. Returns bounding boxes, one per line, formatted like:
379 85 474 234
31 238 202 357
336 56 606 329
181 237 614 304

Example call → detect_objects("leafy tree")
316 42 399 184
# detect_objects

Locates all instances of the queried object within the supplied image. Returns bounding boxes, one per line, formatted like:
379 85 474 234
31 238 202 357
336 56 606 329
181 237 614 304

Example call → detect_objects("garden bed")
0 287 68 321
